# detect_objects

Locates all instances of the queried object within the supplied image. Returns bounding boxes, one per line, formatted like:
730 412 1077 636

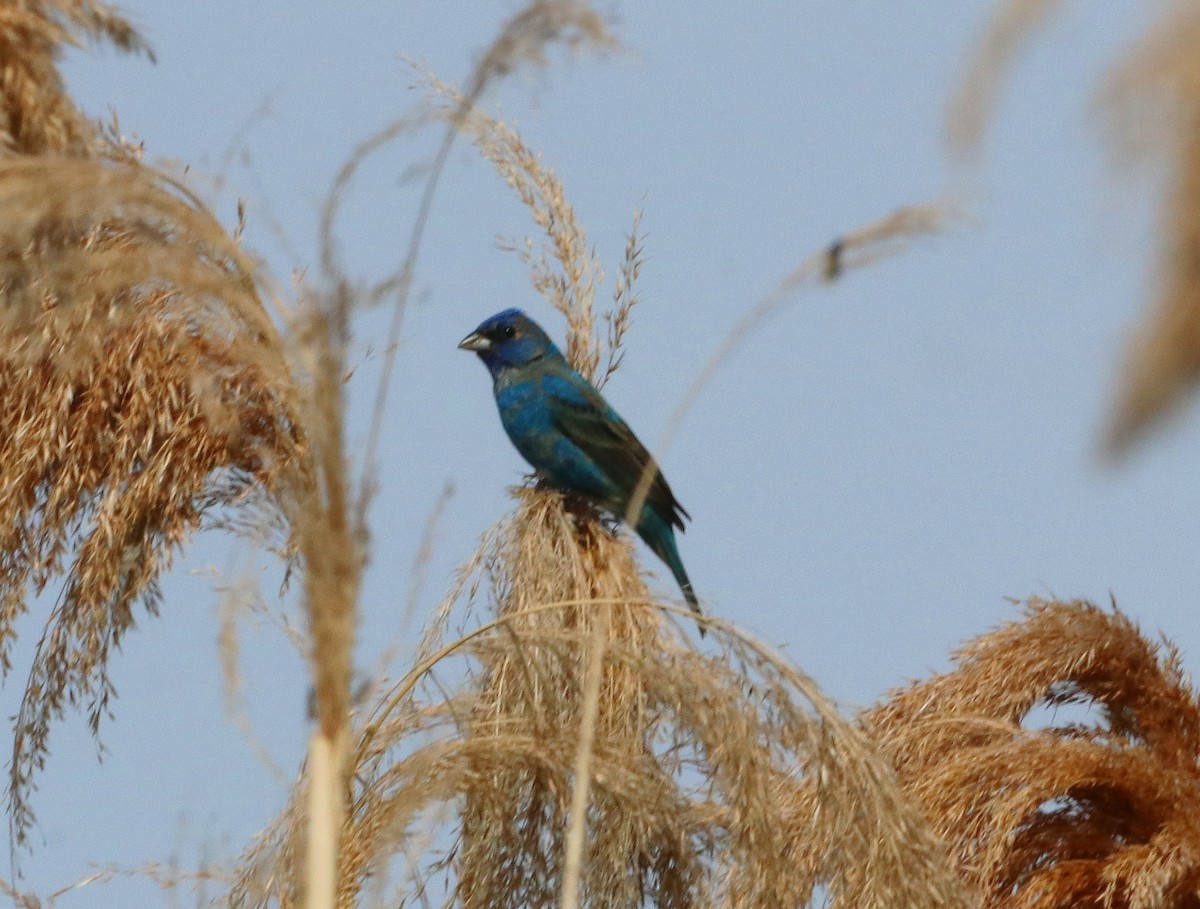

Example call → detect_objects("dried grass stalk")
866 598 1200 909
289 285 360 909
650 202 948 483
231 488 970 909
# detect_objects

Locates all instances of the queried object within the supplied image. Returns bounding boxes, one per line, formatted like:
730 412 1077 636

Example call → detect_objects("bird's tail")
636 511 704 632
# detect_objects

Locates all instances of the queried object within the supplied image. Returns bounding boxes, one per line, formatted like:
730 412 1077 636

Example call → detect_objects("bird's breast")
494 381 556 463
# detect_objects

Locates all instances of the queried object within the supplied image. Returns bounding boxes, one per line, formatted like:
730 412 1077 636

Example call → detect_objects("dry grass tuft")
445 491 695 909
0 0 308 853
866 598 1200 909
230 487 970 909
951 2 1200 452
597 209 644 390
463 0 617 100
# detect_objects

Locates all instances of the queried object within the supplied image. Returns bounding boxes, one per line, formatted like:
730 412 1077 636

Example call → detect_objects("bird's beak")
457 330 491 352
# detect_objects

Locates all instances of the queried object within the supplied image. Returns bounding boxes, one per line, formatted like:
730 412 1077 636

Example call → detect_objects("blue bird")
459 308 701 618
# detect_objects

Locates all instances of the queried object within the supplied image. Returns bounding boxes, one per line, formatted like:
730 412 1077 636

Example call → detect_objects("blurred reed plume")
0 0 307 851
231 488 970 909
1100 3 1200 453
951 1 1200 453
867 598 1200 909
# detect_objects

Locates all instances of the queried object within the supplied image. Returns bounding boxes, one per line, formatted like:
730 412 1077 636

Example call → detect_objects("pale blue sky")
7 0 1192 902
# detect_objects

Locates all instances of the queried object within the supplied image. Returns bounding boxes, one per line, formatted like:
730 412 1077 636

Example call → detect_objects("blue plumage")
459 308 700 617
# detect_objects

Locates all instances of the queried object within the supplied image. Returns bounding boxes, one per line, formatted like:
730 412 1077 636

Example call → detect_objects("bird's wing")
544 372 690 529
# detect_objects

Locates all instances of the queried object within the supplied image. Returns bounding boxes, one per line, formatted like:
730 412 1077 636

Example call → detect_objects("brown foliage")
867 599 1200 909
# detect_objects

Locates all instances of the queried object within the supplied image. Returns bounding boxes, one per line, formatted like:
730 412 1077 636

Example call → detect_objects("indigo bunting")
459 308 700 617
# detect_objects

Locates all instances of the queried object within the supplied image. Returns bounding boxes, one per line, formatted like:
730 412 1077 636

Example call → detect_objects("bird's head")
458 308 558 376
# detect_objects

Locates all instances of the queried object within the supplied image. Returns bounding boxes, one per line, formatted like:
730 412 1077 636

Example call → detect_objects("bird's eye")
499 325 516 339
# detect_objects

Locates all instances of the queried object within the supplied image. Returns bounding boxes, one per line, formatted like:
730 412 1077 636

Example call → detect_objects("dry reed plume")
951 1 1200 453
0 0 307 853
867 598 1200 909
231 489 970 909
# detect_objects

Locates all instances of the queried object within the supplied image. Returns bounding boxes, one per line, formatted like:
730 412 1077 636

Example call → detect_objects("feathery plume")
868 598 1200 909
0 0 307 853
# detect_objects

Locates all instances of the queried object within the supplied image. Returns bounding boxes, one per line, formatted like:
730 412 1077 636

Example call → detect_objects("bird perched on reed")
459 308 701 620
